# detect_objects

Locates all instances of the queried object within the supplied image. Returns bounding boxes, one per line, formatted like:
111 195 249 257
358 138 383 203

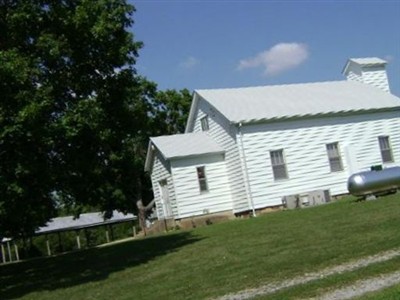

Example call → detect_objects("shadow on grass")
0 231 202 299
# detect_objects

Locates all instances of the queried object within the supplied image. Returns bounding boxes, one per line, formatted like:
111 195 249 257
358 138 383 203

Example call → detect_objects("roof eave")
341 60 351 75
144 140 155 172
168 150 225 161
184 92 199 133
234 107 400 126
36 216 137 235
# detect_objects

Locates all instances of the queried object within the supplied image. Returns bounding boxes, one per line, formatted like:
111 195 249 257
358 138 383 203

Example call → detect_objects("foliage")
1 194 400 299
150 89 192 136
0 0 158 237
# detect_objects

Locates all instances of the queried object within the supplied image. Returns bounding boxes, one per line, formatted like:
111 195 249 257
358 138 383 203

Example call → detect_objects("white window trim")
326 142 344 172
270 149 288 180
196 166 208 193
378 136 394 163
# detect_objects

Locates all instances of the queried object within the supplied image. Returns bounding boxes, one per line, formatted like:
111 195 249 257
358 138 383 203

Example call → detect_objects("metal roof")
150 132 224 160
195 81 400 124
36 211 136 234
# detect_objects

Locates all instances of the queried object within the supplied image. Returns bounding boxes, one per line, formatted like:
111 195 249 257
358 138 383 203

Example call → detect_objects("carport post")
105 229 110 243
14 243 19 261
7 241 12 262
76 231 81 249
132 225 136 237
46 235 51 256
1 244 6 263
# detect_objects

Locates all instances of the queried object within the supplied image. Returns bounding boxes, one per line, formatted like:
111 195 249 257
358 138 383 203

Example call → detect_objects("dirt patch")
215 248 400 300
315 270 400 300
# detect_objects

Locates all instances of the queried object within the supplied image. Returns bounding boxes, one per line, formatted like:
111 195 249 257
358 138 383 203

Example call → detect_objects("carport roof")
36 211 136 234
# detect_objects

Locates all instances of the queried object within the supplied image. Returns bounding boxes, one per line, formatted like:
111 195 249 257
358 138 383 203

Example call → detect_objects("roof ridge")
195 80 348 93
194 80 399 124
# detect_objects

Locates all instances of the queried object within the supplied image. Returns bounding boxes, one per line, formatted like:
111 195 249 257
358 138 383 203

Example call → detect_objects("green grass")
1 194 400 299
356 283 400 300
257 255 400 299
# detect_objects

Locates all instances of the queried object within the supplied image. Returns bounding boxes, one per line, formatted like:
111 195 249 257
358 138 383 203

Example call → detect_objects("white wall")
240 111 400 209
191 97 249 212
150 151 178 219
171 154 233 218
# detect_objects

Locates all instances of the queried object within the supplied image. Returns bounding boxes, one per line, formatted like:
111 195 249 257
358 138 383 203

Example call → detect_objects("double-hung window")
326 142 343 172
270 149 288 180
378 136 394 163
196 166 208 192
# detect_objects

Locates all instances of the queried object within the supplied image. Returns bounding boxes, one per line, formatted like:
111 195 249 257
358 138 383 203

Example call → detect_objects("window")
200 116 209 131
196 166 208 192
326 142 343 172
270 150 288 180
378 136 394 163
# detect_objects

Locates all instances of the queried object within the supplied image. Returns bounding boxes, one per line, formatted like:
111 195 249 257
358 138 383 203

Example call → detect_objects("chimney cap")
343 57 387 74
348 57 387 66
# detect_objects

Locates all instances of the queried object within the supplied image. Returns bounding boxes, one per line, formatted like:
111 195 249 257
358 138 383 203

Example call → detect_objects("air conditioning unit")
308 190 331 206
282 190 331 209
282 194 301 209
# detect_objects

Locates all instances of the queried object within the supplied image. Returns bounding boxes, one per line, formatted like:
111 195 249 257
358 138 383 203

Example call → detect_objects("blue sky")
131 1 400 96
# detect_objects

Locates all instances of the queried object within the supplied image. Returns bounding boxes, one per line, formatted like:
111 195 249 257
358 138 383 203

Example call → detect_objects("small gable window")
196 166 208 192
200 116 209 131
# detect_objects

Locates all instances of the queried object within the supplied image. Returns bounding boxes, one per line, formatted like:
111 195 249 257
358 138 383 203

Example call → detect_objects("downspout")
238 123 256 217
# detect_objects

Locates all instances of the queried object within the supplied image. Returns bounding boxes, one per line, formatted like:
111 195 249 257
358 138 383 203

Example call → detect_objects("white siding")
240 111 400 209
171 154 233 218
150 151 178 219
345 63 389 92
361 68 389 92
191 97 249 212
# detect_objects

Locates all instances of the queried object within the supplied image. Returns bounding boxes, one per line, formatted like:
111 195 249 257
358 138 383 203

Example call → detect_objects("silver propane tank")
347 166 400 197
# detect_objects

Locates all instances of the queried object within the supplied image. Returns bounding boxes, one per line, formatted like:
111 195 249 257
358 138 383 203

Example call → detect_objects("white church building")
145 57 400 220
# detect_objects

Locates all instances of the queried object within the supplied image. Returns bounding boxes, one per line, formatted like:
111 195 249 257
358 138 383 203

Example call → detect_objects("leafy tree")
150 89 192 136
0 0 152 237
136 88 192 234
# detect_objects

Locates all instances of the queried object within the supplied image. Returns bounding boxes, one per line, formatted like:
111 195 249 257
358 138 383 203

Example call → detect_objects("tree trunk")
136 199 155 236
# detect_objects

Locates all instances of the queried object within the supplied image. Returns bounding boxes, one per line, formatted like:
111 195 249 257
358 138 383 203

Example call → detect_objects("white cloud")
238 43 309 76
179 56 199 69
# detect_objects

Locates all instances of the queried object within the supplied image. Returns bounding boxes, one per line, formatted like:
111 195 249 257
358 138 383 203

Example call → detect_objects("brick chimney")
342 57 390 93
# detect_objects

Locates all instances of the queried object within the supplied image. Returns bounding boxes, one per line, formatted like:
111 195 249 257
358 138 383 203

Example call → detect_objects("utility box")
282 194 301 209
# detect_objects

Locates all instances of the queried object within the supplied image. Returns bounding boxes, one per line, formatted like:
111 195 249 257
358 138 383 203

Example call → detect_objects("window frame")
200 115 209 131
270 149 288 180
196 166 208 193
326 142 343 172
378 136 394 163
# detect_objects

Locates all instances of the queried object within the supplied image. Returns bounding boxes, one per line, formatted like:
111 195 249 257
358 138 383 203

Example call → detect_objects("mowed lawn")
1 194 400 300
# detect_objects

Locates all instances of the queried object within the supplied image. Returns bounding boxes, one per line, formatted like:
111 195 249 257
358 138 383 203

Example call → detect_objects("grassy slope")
358 284 400 300
1 194 400 300
258 254 400 299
